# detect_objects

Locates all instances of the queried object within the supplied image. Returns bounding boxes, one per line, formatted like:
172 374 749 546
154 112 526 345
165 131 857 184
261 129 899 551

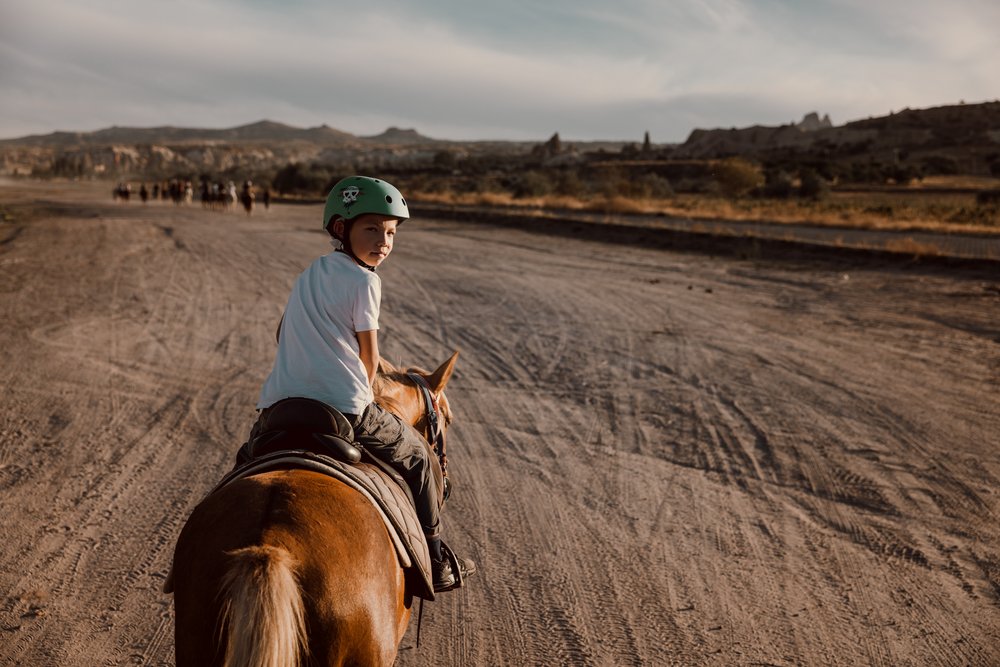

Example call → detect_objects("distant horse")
112 182 131 202
240 181 255 216
168 179 184 205
166 353 457 667
223 182 238 211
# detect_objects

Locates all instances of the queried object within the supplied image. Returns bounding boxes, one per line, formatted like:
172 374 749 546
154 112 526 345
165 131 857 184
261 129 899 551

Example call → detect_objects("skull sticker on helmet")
341 186 361 208
323 176 408 230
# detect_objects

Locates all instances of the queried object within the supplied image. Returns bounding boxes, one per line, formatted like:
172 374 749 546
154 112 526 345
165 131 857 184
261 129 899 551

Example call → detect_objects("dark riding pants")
349 402 442 539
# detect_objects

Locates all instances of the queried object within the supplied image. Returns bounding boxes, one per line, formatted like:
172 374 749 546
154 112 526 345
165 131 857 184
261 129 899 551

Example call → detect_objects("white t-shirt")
257 251 381 414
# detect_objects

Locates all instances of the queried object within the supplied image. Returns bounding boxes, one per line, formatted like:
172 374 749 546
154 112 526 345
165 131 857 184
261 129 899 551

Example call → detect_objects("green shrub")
631 173 674 199
554 170 586 197
799 168 830 200
888 165 919 186
920 155 959 176
712 157 763 197
432 150 458 169
864 204 895 217
848 161 887 184
592 167 630 198
512 170 554 198
761 170 794 198
272 162 334 195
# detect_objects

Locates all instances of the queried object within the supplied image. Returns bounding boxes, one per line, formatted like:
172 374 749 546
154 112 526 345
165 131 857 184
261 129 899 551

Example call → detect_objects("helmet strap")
330 216 376 272
335 246 376 272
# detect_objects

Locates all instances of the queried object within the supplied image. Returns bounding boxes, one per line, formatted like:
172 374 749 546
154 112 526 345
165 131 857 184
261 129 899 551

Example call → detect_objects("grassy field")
410 175 1000 236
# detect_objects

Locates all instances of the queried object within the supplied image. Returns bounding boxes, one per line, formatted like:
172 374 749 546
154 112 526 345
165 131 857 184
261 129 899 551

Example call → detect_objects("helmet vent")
385 195 393 203
401 198 406 206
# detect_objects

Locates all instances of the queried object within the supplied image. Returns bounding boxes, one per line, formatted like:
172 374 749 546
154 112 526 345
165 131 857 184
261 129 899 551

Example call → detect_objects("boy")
247 175 475 592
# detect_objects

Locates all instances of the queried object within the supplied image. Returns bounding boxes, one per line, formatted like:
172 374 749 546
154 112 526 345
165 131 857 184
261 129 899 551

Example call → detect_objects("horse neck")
374 377 425 431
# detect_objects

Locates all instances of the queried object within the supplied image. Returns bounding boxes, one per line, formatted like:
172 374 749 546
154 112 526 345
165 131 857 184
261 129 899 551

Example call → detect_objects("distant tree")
631 172 674 199
272 162 331 195
887 165 918 186
594 166 630 198
919 155 959 176
554 169 586 197
847 161 888 184
642 131 652 153
761 169 794 199
810 159 838 182
272 163 306 194
432 150 457 169
798 168 830 200
512 170 554 198
620 142 640 156
712 157 764 197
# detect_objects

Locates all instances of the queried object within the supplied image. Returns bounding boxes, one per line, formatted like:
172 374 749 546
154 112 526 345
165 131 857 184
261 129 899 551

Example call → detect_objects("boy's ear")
331 217 346 240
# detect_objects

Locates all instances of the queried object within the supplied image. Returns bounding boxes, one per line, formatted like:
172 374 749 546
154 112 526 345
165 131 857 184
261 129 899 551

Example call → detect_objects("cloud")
1 0 998 140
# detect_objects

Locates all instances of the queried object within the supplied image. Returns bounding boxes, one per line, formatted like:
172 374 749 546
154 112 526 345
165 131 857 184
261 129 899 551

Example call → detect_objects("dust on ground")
1 180 998 666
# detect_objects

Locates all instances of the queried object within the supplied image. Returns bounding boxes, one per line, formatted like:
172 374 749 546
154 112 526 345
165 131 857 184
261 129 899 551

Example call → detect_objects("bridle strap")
406 372 447 476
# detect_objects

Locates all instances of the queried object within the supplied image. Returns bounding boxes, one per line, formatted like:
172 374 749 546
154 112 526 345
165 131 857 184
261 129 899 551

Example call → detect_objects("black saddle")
245 398 412 502
248 397 361 463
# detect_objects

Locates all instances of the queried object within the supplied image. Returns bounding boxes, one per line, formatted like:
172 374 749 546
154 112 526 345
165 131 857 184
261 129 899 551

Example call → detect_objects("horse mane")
373 358 430 417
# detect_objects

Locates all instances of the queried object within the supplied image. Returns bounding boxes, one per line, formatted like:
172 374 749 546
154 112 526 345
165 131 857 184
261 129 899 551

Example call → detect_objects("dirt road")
1 181 998 666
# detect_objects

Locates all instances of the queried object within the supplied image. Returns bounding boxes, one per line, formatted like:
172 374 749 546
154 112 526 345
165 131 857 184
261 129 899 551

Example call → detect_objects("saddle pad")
214 450 435 601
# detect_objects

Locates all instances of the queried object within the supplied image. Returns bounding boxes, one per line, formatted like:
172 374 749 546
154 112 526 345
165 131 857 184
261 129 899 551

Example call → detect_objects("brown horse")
240 182 255 216
166 352 457 667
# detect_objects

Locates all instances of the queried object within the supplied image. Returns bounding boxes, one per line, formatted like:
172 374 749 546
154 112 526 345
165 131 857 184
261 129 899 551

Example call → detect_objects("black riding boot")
428 537 477 592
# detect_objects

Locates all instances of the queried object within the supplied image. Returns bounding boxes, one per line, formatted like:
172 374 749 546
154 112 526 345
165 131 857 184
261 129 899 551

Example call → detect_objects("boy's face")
346 214 398 267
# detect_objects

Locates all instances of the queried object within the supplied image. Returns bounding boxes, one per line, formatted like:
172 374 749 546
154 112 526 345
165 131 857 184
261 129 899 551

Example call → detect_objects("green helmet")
322 176 409 231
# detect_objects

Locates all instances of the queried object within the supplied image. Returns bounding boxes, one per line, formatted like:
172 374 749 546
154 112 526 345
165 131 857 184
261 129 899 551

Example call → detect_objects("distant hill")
674 102 1000 163
0 120 448 177
2 101 997 180
0 120 359 148
845 103 1000 133
362 127 441 144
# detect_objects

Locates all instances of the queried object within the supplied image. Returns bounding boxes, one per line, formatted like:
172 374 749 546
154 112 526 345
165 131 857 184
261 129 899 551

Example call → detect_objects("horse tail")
220 546 307 667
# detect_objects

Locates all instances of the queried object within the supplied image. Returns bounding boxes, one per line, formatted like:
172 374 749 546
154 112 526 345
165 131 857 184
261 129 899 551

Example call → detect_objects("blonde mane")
374 357 453 430
374 358 428 418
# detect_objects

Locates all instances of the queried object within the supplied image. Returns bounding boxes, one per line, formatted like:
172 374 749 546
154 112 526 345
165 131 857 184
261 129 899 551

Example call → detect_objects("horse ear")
426 351 459 395
378 357 395 375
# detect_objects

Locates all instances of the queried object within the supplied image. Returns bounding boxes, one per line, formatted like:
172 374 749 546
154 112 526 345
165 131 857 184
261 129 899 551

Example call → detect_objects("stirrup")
435 541 475 592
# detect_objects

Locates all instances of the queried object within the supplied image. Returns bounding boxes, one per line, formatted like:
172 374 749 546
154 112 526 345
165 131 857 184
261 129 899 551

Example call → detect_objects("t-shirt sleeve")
353 274 381 332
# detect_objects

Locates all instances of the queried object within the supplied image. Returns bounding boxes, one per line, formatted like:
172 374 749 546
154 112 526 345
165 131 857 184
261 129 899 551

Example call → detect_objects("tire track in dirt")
0 196 271 662
420 217 998 664
3 184 999 665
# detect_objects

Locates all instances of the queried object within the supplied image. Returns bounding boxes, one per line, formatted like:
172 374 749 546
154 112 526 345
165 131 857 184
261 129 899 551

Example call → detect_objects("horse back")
172 470 409 667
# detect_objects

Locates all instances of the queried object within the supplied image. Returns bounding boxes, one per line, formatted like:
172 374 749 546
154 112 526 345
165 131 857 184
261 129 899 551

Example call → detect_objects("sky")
1 0 998 143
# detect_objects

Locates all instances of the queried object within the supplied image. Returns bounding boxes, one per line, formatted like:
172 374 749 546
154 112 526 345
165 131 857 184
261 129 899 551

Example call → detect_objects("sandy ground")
1 180 999 666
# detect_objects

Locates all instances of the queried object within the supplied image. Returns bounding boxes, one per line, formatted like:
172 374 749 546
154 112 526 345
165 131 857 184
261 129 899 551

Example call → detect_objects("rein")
406 372 448 478
405 371 448 651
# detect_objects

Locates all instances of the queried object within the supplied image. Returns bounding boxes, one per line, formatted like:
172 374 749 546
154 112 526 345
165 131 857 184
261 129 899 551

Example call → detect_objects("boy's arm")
356 329 379 386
